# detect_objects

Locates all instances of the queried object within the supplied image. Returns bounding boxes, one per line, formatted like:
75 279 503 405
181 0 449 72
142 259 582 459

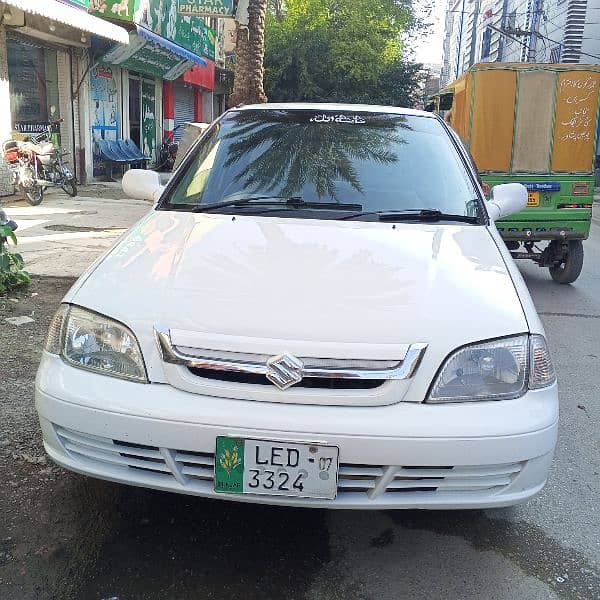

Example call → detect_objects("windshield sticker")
309 114 367 124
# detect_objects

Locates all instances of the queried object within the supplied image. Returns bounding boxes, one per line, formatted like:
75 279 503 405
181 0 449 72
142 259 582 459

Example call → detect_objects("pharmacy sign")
177 0 234 17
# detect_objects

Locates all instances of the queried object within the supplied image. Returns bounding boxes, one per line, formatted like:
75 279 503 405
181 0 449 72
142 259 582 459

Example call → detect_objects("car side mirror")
487 183 527 220
122 169 165 204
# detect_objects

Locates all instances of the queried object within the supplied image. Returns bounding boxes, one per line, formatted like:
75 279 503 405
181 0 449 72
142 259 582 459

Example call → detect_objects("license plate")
214 437 339 500
527 191 540 207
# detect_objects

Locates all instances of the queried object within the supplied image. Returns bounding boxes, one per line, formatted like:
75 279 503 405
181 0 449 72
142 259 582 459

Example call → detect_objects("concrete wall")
202 90 214 124
74 50 92 184
0 23 14 196
57 50 76 175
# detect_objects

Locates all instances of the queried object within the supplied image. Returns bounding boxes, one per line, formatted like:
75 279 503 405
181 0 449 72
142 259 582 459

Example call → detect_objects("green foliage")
0 225 30 295
264 0 427 106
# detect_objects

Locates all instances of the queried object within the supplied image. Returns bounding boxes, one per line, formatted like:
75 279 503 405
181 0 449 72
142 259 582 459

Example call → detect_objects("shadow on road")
71 481 330 600
34 476 594 600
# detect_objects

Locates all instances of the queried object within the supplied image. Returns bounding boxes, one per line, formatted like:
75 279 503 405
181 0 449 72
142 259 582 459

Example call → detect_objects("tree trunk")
229 0 268 106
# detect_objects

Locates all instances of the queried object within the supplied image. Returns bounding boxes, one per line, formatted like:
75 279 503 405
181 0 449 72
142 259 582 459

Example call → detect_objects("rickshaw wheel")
549 240 584 284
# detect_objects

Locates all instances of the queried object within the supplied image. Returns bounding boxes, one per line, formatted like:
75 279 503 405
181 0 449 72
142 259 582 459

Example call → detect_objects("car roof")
233 102 434 118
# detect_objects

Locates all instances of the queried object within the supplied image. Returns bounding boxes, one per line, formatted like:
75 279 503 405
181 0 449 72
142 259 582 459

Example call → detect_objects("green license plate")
214 437 339 500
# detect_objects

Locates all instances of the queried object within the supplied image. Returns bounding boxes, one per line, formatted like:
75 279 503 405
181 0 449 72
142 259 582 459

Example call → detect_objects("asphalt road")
1 195 599 600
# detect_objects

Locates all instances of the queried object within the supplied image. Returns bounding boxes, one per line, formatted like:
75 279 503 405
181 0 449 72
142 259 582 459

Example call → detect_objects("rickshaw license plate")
527 191 540 207
214 437 339 499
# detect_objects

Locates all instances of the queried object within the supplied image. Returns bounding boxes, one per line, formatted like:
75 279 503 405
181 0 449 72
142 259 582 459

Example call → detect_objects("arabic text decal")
310 114 367 124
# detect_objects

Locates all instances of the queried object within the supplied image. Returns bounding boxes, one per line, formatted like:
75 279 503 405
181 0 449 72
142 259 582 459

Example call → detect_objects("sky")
414 0 445 65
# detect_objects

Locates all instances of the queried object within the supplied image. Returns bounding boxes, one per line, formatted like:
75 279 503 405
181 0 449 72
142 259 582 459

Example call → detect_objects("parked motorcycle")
2 120 77 205
154 124 181 172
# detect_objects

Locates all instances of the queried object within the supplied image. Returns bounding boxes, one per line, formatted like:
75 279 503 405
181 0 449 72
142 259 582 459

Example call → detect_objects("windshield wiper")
339 209 480 224
191 196 363 213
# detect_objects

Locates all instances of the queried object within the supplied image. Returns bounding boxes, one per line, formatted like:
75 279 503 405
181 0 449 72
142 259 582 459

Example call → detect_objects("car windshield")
163 109 480 218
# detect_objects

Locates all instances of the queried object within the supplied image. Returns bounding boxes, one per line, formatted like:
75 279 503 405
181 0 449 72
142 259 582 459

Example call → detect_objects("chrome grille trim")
175 347 399 370
155 325 427 382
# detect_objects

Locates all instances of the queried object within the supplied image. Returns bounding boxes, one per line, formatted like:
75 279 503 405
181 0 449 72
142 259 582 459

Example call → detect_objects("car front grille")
181 348 396 389
55 426 523 500
187 366 385 389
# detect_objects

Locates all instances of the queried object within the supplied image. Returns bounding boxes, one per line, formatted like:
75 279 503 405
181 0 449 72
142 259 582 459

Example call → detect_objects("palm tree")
229 0 268 106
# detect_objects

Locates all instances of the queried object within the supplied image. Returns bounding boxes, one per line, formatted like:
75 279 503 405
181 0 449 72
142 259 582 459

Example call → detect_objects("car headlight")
44 305 148 383
427 334 555 403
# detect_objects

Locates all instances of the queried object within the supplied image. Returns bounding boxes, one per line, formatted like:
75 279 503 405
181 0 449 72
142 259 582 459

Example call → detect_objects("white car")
36 104 558 509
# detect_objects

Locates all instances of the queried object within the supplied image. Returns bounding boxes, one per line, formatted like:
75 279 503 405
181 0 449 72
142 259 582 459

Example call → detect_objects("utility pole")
527 0 543 62
496 0 510 61
455 0 466 78
468 0 481 68
422 68 431 110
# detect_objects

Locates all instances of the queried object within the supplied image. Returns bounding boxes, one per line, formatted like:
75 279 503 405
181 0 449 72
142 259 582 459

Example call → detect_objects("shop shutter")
174 84 195 141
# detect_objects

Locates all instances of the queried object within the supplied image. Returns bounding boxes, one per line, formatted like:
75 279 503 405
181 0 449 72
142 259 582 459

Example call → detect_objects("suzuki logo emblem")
266 353 304 390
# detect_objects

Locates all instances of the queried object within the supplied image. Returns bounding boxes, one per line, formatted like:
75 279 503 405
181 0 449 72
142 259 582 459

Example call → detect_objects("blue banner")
523 182 561 192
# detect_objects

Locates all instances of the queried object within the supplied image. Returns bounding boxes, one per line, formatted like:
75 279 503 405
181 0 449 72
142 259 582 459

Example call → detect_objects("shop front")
90 63 120 178
162 60 215 147
90 60 165 177
92 24 212 177
7 35 62 139
173 81 195 140
88 0 215 178
0 0 128 192
182 61 215 124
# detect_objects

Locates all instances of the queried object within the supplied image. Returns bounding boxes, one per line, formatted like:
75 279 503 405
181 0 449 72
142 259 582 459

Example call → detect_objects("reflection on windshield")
169 110 477 216
220 111 406 201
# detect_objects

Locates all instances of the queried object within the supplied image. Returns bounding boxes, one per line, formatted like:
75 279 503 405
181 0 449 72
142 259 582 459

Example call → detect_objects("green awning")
100 32 194 80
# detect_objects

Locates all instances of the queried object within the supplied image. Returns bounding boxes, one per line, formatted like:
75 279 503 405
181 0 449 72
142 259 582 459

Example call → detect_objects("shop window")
550 44 562 63
481 28 492 60
7 37 60 132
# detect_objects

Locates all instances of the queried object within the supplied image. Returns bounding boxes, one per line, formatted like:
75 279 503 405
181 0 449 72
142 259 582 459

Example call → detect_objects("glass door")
141 80 157 160
128 74 157 160
128 76 141 147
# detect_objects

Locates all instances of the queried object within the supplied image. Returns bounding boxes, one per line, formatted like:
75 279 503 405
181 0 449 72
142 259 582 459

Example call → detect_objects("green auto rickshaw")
431 63 600 283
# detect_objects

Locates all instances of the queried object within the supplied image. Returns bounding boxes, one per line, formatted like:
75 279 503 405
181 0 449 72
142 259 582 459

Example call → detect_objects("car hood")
68 210 528 374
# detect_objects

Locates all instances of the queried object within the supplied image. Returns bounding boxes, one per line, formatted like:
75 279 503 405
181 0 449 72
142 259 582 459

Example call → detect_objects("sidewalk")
2 184 151 277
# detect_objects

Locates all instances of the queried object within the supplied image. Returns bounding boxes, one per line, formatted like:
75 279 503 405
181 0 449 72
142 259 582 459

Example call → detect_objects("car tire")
549 240 584 284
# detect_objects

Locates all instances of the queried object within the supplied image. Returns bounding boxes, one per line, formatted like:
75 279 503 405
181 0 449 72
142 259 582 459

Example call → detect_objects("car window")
164 109 479 217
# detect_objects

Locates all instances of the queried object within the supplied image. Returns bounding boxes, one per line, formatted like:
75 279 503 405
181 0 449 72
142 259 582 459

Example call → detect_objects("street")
1 189 599 600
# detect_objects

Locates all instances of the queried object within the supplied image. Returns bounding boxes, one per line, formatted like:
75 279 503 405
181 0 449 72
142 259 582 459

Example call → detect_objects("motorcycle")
154 124 181 172
2 120 77 205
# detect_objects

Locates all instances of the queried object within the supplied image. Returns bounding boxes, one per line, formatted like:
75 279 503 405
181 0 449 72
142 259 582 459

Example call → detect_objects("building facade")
0 0 232 192
86 0 218 178
440 0 600 87
0 0 129 194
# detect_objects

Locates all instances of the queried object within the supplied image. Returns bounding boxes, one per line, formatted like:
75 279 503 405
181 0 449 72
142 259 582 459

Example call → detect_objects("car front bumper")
36 354 558 510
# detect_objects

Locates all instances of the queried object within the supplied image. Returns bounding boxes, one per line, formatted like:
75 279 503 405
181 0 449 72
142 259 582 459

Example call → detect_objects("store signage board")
108 45 189 79
140 0 216 61
177 0 234 17
91 1 216 60
101 33 192 80
15 122 61 134
89 0 136 21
